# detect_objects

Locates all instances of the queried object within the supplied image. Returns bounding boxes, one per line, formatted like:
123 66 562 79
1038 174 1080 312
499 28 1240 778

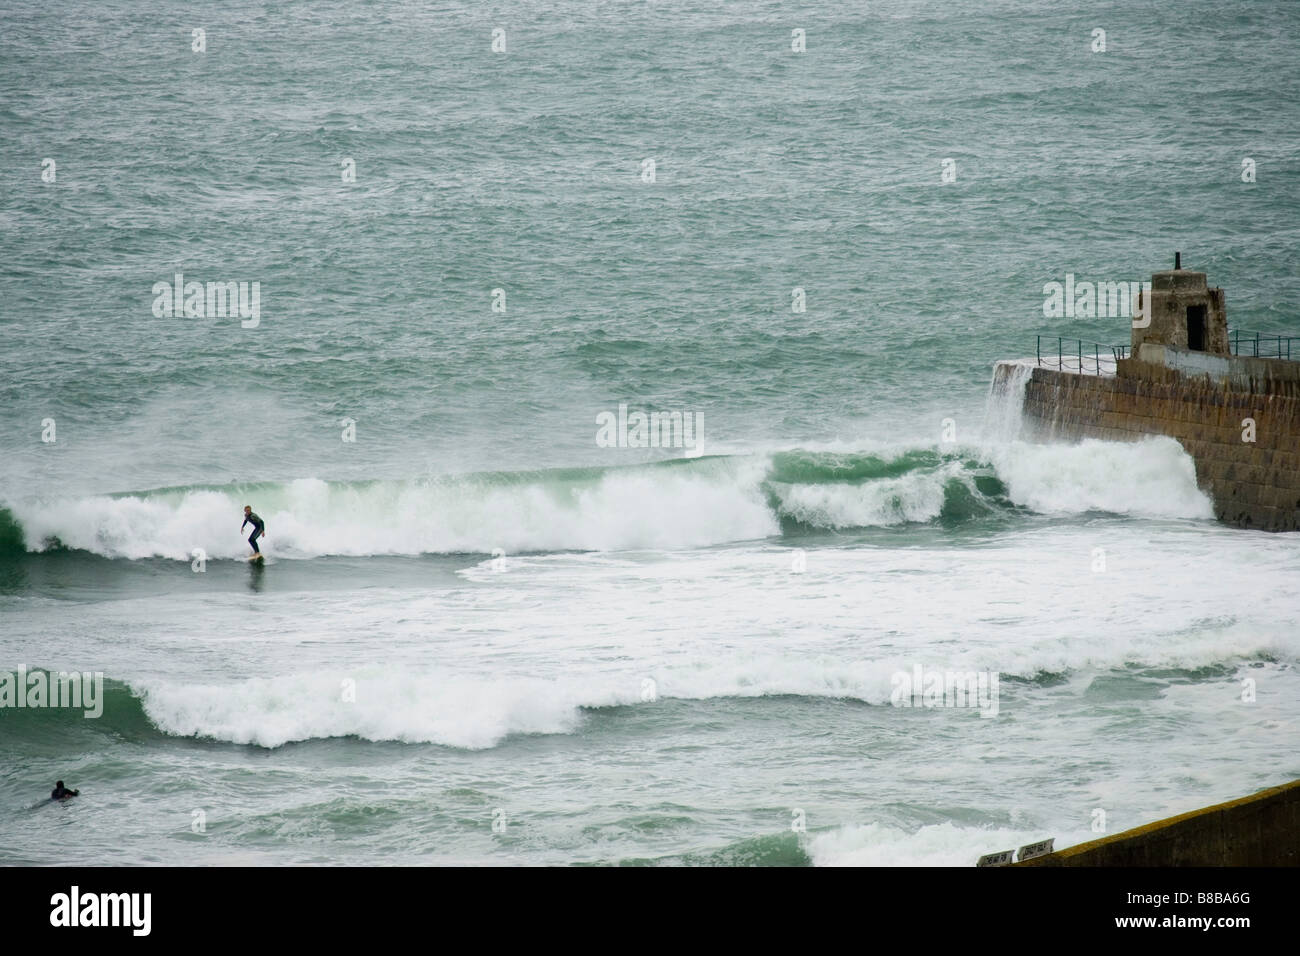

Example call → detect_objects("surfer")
241 505 266 556
51 781 79 800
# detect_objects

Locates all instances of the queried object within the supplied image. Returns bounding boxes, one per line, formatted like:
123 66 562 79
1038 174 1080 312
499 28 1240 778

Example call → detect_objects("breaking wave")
0 439 1212 561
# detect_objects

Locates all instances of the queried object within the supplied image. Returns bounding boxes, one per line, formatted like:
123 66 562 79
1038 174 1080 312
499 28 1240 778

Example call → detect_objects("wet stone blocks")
1002 362 1300 532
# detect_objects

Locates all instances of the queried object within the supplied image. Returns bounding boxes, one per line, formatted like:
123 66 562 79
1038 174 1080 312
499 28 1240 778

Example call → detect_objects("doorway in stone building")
1187 305 1207 351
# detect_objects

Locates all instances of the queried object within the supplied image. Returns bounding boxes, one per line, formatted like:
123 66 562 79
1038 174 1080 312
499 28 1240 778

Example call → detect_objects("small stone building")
1132 254 1228 356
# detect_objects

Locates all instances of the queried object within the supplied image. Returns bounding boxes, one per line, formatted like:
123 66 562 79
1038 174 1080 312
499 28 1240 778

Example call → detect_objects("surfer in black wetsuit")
51 781 79 800
242 505 266 555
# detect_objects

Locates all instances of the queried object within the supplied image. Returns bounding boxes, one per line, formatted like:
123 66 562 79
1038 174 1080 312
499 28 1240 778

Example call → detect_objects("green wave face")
0 676 158 753
0 508 26 559
762 449 1017 532
766 448 951 484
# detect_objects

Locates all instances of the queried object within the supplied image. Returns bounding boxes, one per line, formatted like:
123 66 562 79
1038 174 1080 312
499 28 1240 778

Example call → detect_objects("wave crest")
0 440 1212 560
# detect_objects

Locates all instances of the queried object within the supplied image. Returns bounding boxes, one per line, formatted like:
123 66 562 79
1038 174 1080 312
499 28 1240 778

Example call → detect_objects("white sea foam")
807 821 1097 867
7 461 777 560
983 359 1036 442
4 436 1214 559
768 460 963 528
990 436 1213 519
134 669 611 750
125 637 1300 751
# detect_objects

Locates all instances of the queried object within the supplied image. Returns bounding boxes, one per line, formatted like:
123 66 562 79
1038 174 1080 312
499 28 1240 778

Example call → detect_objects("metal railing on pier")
1036 329 1297 375
1035 336 1129 375
1229 329 1296 360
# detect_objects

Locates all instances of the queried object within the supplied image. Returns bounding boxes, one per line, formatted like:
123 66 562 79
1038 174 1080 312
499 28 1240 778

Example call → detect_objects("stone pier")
994 261 1300 532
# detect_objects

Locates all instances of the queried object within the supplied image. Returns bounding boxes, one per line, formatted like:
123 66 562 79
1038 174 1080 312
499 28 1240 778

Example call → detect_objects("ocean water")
1 0 1297 865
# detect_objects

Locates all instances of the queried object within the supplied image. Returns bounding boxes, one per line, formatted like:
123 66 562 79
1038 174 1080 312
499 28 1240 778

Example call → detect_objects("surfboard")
248 554 264 563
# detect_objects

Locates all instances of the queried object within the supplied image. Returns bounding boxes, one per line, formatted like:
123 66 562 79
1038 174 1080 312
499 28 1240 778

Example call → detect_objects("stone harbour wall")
994 358 1300 532
1015 779 1300 867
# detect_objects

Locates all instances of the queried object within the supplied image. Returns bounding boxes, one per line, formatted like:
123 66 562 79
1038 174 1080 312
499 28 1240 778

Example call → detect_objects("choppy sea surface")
1 0 1297 865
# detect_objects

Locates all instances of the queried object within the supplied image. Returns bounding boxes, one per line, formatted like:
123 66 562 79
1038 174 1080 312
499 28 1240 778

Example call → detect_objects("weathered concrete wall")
1136 344 1300 392
996 358 1300 532
1016 780 1300 867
